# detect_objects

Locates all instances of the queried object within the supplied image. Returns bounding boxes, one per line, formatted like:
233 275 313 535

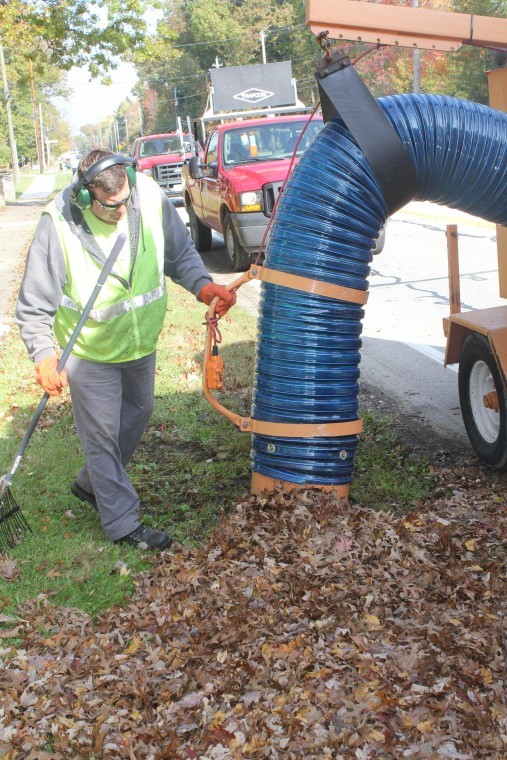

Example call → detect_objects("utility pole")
29 60 43 174
260 30 267 64
114 120 120 152
173 86 179 123
0 45 20 183
38 103 46 171
138 104 143 136
413 0 420 93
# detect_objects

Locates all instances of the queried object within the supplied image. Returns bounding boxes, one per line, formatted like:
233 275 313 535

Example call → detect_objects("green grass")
0 284 255 617
0 282 432 619
14 174 35 198
53 170 72 193
14 170 70 199
352 411 432 511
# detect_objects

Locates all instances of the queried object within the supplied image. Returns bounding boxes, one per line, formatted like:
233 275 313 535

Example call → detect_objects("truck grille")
263 181 284 217
153 161 184 187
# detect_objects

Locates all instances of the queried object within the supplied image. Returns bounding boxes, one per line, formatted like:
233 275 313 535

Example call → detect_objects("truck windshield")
222 120 323 166
139 136 195 157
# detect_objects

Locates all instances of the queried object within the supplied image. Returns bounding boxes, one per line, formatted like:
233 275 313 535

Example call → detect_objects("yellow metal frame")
306 0 507 52
487 69 507 300
444 69 507 382
443 223 507 389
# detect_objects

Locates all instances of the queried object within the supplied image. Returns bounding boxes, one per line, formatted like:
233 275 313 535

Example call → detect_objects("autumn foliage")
1 461 506 757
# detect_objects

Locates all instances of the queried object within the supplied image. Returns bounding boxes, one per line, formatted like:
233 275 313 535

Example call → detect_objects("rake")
0 233 127 554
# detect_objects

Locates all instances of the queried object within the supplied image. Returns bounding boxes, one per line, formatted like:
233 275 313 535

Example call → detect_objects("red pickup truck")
132 132 198 198
182 114 324 270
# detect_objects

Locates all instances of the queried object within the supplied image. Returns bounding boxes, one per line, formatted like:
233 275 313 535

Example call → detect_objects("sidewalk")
0 174 56 336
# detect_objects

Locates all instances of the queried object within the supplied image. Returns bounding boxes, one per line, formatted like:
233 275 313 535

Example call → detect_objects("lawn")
0 275 505 757
0 281 432 617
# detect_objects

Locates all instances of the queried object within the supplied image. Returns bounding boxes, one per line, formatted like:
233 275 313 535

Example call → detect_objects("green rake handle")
0 232 127 495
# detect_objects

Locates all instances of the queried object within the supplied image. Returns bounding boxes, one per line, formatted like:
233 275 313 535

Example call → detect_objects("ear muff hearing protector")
71 155 137 210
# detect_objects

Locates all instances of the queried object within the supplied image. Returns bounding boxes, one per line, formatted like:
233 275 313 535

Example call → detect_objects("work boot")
115 525 172 551
71 481 97 510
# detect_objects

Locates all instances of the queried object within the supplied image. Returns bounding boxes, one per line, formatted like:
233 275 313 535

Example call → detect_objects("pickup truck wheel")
188 205 212 252
223 214 252 272
371 223 387 255
458 332 507 470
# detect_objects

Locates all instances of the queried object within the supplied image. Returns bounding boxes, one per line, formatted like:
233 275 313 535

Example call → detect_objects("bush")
0 140 11 166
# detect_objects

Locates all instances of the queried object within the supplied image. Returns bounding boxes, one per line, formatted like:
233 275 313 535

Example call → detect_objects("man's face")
90 178 131 225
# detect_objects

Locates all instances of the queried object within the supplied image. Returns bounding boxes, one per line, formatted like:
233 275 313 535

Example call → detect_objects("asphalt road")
0 174 56 336
176 200 500 461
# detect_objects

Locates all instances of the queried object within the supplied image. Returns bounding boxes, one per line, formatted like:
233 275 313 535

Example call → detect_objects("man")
16 149 235 551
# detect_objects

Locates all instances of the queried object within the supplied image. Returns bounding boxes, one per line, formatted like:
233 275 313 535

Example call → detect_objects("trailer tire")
458 332 507 470
223 214 252 272
188 205 212 252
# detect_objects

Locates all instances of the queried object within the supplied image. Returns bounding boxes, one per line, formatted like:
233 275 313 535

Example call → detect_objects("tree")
0 0 149 77
443 0 506 102
0 0 150 171
0 44 69 165
132 0 323 131
40 101 73 163
337 0 503 103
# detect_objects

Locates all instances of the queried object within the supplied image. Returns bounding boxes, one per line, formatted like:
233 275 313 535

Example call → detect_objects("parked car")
132 133 199 198
182 115 325 270
69 153 81 176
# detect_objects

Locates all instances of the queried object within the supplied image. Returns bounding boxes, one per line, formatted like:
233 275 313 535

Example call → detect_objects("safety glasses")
92 189 132 210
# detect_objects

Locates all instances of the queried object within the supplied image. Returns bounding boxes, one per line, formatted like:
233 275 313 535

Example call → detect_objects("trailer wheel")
458 332 507 470
224 214 252 272
188 205 212 252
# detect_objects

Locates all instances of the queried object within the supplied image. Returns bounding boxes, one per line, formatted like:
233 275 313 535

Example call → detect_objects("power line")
162 22 307 50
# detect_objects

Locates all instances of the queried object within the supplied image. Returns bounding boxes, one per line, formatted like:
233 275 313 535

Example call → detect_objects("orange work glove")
199 282 237 317
35 356 68 397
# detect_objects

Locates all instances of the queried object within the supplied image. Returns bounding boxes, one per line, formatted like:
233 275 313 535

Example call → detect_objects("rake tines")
0 486 32 555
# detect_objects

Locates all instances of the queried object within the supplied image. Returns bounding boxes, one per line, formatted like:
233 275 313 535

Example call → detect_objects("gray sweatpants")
65 352 157 541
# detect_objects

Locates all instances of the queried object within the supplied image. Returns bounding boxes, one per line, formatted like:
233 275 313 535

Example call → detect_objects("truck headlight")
142 168 152 177
239 190 262 212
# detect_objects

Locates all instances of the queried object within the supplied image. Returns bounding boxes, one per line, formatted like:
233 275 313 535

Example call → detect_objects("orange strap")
203 268 363 439
238 417 363 437
249 265 368 305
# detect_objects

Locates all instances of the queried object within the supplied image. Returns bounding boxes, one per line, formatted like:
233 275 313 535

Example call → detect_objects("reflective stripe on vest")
60 284 165 322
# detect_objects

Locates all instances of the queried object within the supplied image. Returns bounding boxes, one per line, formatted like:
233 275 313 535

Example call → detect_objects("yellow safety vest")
45 175 168 362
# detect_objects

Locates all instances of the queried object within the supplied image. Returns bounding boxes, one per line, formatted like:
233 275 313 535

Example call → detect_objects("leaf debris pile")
1 464 506 758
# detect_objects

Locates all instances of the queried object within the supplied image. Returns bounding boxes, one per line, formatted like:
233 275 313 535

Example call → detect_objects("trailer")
305 0 507 473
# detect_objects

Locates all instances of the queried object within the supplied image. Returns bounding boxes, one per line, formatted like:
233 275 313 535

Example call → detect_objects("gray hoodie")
16 179 212 364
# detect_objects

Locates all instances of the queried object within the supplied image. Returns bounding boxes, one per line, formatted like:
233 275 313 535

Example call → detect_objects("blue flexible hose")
251 94 507 485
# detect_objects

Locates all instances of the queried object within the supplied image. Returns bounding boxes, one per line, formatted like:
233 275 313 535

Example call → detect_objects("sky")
54 62 138 135
51 7 163 137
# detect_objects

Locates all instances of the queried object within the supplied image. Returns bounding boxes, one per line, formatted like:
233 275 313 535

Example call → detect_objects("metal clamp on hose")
315 46 419 215
202 268 363 437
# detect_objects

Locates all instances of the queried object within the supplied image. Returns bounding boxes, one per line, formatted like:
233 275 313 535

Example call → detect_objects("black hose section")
251 94 507 486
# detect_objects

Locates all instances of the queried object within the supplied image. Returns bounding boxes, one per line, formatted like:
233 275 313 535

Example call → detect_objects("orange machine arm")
306 0 507 53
